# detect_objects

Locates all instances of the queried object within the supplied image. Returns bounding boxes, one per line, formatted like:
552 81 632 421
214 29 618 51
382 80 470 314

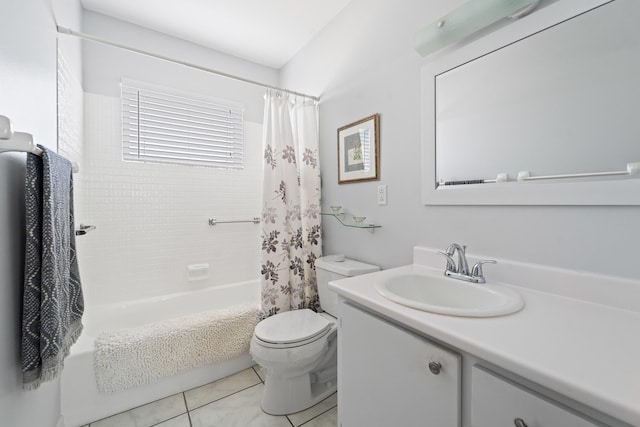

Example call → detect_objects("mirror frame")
420 0 640 205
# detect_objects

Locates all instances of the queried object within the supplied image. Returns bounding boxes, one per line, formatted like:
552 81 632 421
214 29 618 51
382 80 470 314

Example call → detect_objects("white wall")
53 0 84 80
77 12 271 305
0 1 65 425
281 0 640 280
81 10 278 123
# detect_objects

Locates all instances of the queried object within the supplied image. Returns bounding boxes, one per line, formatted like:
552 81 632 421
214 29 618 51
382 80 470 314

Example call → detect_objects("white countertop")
328 249 640 426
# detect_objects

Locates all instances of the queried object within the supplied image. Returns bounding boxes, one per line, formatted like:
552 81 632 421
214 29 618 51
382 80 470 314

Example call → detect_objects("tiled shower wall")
57 47 84 168
56 46 87 240
77 92 263 305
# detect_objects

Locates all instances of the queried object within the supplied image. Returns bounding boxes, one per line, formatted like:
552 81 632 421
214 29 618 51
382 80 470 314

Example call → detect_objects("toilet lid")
255 309 331 345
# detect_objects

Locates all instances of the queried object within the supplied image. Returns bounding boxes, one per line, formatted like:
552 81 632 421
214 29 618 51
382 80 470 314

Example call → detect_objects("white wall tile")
78 93 262 305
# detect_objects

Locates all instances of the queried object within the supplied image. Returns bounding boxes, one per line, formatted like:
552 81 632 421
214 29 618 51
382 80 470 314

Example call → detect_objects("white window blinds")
122 81 244 169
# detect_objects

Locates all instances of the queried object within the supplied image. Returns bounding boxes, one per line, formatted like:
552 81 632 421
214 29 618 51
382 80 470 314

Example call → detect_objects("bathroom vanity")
330 247 640 427
339 300 461 426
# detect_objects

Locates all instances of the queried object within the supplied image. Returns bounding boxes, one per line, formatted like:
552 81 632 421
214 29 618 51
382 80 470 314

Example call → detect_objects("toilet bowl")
250 255 380 415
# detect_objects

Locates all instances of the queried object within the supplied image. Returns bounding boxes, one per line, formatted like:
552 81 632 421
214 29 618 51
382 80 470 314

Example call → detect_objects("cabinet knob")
428 361 442 375
514 418 528 427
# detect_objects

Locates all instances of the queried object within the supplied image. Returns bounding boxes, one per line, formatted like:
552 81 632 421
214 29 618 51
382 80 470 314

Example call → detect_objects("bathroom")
1 0 639 426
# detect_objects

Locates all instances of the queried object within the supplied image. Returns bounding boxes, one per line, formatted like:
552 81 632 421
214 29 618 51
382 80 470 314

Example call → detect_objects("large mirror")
421 0 640 205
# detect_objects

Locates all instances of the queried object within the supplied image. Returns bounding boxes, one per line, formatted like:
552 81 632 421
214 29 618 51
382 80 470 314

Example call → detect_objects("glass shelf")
321 212 381 229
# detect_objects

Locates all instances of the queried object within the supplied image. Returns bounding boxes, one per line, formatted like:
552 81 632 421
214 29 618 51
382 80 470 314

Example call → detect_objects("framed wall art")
337 114 380 183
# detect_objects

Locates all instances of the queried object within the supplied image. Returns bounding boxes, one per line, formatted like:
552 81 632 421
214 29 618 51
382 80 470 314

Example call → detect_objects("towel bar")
0 115 80 173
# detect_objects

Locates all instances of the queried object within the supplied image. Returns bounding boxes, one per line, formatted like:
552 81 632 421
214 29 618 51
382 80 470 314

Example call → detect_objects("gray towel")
22 145 84 390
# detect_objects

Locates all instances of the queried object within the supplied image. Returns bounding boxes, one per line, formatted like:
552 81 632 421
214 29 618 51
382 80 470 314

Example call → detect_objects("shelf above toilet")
321 212 381 230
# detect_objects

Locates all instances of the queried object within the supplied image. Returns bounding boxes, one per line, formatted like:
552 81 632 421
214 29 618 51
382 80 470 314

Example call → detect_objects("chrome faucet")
437 243 496 284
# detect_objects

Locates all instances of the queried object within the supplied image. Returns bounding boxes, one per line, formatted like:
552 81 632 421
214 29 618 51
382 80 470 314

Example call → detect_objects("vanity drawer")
471 366 600 427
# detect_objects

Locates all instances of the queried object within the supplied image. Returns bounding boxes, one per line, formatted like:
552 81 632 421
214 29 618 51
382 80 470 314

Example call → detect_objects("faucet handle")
437 250 458 273
471 260 497 283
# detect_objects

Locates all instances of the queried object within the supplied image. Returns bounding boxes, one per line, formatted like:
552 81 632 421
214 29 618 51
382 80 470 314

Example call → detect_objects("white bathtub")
61 280 260 427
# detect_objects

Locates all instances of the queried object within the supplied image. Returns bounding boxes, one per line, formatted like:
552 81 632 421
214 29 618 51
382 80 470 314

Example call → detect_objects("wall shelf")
321 212 381 230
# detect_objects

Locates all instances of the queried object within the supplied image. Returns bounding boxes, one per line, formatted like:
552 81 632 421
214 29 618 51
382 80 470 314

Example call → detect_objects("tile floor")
82 366 337 427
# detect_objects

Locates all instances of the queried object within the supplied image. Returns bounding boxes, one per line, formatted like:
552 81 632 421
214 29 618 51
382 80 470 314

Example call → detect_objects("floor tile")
184 367 261 410
90 393 186 427
253 364 266 382
189 384 291 427
287 393 337 426
154 413 191 427
299 406 337 427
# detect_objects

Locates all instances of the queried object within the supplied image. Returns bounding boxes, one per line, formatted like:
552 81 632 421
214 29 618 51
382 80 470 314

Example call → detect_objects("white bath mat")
94 303 260 393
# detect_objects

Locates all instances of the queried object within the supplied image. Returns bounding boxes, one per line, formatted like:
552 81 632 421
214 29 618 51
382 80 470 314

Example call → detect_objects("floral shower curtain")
260 90 322 318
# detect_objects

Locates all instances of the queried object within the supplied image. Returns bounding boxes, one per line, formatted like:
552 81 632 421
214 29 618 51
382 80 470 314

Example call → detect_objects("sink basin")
375 272 524 317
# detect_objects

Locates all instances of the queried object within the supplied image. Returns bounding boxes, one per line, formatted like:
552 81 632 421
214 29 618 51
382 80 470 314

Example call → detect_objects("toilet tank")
315 255 380 316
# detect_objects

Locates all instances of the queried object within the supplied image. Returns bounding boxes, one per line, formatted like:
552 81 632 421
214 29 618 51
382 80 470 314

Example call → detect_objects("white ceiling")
80 0 352 69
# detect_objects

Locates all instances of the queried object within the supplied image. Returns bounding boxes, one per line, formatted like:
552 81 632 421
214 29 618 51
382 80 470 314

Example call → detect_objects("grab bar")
209 217 261 226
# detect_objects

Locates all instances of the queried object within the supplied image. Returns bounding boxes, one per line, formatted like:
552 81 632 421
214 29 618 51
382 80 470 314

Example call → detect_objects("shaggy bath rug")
94 303 260 393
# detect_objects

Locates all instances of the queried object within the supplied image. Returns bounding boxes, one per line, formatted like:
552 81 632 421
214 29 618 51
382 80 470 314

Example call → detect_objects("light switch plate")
377 185 387 205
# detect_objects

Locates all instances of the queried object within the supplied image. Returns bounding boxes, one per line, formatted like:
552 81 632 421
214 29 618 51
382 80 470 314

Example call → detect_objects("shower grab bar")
209 217 261 226
0 115 79 173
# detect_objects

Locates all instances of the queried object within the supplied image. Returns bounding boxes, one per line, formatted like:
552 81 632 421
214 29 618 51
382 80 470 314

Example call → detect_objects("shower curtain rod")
56 26 320 102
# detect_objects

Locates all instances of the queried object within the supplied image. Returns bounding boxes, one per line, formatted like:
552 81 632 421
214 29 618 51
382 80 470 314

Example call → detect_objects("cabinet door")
472 366 600 427
338 302 461 427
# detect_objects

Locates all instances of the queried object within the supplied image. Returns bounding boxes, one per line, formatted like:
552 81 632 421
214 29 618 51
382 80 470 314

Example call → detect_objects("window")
121 80 244 169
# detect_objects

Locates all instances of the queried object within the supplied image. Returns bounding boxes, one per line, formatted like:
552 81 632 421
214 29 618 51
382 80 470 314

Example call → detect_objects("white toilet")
250 255 380 415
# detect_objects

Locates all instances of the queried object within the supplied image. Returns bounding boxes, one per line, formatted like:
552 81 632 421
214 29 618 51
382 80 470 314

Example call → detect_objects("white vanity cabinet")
337 301 609 427
330 248 640 426
471 366 600 427
338 301 461 427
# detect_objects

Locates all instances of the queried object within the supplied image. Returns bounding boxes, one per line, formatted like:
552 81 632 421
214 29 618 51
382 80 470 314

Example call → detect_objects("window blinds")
121 82 244 169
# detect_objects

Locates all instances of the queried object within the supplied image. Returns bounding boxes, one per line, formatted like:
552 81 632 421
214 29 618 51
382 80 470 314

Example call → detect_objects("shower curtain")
260 90 321 318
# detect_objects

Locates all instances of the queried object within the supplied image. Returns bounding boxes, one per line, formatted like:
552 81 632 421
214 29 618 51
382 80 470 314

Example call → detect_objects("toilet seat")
254 309 332 349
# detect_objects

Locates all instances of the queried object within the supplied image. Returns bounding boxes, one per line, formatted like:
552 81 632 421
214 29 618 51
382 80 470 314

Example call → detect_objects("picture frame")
337 114 380 184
